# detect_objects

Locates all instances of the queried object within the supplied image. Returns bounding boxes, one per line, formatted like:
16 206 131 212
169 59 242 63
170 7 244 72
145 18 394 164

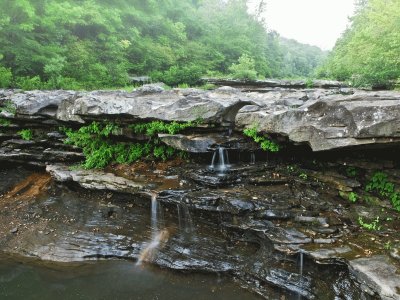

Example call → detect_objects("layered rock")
2 84 400 156
237 90 400 151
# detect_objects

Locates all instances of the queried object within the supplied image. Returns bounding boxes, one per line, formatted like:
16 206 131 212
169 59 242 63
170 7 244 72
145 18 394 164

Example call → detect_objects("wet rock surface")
1 83 400 299
1 156 399 299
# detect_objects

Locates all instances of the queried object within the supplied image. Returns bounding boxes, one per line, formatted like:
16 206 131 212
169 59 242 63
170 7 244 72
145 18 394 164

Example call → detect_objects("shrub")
229 54 258 80
151 65 203 86
15 76 43 90
18 129 33 140
0 66 12 88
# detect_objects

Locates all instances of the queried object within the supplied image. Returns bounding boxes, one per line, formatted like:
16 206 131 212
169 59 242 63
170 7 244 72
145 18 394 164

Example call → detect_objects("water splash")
137 229 169 265
137 193 168 265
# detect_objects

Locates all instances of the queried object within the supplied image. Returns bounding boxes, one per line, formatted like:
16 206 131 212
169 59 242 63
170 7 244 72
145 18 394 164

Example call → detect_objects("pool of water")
0 256 261 300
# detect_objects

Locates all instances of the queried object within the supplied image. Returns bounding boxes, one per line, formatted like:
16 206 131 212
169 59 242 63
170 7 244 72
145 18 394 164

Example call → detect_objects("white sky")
249 0 356 50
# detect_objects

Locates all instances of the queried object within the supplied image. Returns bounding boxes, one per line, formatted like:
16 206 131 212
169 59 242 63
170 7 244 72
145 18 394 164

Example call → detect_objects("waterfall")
177 202 194 235
297 250 304 300
250 152 255 164
151 193 158 237
137 193 169 265
210 146 230 172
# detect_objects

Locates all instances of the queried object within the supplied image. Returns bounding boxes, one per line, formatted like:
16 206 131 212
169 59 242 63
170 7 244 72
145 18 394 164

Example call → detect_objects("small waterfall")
177 202 194 235
137 193 169 265
250 152 255 164
297 250 304 300
151 193 158 236
210 146 230 172
299 250 304 277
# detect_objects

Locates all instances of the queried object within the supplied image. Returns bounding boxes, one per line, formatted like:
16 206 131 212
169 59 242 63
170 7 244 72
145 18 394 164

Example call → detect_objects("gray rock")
350 255 400 300
237 90 400 151
46 164 145 193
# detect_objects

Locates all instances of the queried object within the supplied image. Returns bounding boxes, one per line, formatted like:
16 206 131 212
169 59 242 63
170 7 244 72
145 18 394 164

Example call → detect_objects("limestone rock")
46 164 145 193
237 90 400 151
350 255 400 300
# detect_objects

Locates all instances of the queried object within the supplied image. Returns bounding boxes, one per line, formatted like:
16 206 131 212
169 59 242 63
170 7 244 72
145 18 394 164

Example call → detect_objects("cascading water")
250 152 255 164
137 193 168 265
210 146 230 173
151 193 158 235
177 202 195 236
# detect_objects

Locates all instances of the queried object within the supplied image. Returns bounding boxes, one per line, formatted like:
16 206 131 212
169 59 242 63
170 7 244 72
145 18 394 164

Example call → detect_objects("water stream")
210 146 230 173
0 256 260 300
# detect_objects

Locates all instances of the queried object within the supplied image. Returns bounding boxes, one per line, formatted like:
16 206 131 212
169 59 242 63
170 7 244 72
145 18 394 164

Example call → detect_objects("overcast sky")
249 0 356 50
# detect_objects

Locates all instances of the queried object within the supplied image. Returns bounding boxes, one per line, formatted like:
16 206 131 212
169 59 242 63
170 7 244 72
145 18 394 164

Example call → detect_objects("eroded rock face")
3 85 400 153
4 86 255 125
237 90 400 151
46 164 145 193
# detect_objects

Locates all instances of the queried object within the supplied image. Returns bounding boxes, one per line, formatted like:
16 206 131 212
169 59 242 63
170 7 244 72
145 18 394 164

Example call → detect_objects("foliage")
320 0 400 87
243 125 279 152
0 0 326 89
0 100 16 127
358 216 381 231
63 120 196 169
151 65 203 87
348 192 358 203
278 37 328 78
346 166 358 177
18 129 33 140
15 76 43 90
130 120 198 136
228 54 258 80
365 172 400 212
0 66 12 88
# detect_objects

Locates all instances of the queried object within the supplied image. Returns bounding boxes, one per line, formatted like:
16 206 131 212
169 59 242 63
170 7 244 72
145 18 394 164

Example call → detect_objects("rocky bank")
0 80 400 299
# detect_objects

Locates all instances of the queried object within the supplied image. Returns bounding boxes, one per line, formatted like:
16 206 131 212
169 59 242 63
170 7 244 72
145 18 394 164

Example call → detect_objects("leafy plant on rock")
18 129 33 140
62 120 197 169
243 125 279 152
365 172 400 212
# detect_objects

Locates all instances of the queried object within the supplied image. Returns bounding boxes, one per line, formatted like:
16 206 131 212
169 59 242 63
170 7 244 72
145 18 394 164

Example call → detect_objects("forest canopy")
319 0 400 88
0 0 326 90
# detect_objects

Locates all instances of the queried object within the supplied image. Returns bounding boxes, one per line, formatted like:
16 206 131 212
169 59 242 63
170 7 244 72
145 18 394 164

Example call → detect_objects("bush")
229 54 258 80
15 76 43 90
151 65 203 86
0 66 12 88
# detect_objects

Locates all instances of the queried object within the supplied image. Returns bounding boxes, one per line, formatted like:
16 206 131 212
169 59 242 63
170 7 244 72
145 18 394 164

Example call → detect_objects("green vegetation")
18 129 33 140
298 173 308 180
228 54 258 80
346 166 358 178
279 38 328 78
348 192 358 203
243 125 279 152
365 172 400 212
319 0 400 88
358 216 381 231
63 120 196 169
0 100 16 127
0 0 326 90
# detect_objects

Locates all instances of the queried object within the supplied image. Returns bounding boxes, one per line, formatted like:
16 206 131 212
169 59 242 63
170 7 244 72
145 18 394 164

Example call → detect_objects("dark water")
0 256 260 300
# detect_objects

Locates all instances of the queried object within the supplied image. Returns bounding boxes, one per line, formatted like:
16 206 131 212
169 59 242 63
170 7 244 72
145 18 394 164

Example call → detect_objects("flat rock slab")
350 255 400 300
46 164 145 193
